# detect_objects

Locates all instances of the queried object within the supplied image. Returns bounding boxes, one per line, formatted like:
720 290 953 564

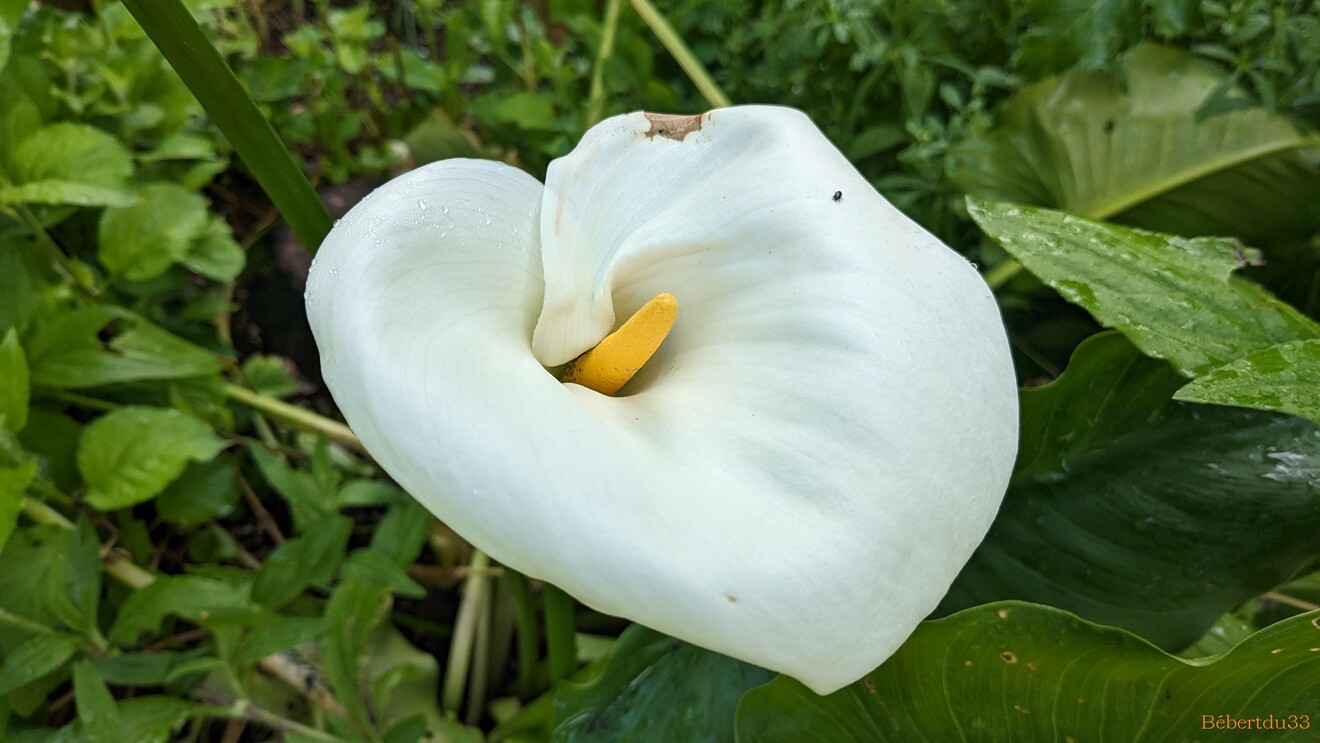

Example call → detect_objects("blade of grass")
120 0 333 252
628 0 731 109
586 0 624 126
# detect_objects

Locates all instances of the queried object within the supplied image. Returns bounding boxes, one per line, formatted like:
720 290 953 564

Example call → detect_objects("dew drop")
418 199 428 211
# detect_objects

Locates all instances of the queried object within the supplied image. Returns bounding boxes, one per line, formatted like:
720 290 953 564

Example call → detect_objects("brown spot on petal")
644 112 706 142
724 593 737 603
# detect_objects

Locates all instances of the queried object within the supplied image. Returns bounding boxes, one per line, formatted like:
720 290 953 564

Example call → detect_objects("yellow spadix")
559 293 677 395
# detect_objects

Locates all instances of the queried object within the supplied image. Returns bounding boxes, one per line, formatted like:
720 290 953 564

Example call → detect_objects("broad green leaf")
363 623 469 739
9 123 133 195
322 576 393 731
98 183 209 281
0 459 36 553
0 327 27 431
968 198 1320 377
77 406 226 511
0 180 136 208
73 661 122 743
94 652 188 687
554 624 774 742
735 602 1320 741
1014 332 1183 479
26 306 221 388
110 575 261 646
956 45 1320 243
180 216 245 282
943 332 1320 648
1175 339 1320 426
0 633 80 697
251 514 353 609
119 0 333 251
154 458 238 527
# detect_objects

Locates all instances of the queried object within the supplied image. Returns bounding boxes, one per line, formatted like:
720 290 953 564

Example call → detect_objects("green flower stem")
628 0 731 109
221 384 364 454
586 0 624 126
505 570 540 699
983 260 1023 291
443 549 491 712
120 0 333 252
542 583 578 684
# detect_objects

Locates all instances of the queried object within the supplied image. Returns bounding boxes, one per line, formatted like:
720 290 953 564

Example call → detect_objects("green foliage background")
1 0 1319 741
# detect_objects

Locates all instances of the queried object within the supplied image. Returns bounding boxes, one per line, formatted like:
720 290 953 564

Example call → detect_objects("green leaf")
554 624 774 742
0 459 36 553
322 577 392 731
735 602 1320 741
956 45 1320 244
180 216 245 282
119 0 333 251
943 335 1320 648
26 306 221 389
342 549 426 599
0 633 80 697
73 661 122 743
231 616 325 666
98 183 209 281
369 498 430 566
251 514 353 609
77 406 226 511
94 652 188 687
63 696 201 743
0 327 28 431
0 180 136 208
0 525 80 636
248 446 333 533
1175 339 1320 426
1013 0 1142 77
967 198 1320 377
240 354 304 399
154 457 238 527
110 575 260 646
65 518 104 635
9 123 133 195
0 18 10 76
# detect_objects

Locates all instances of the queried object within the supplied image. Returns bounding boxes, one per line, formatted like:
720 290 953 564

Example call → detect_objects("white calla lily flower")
305 105 1017 694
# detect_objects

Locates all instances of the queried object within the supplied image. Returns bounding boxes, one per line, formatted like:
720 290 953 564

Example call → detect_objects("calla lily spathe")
305 106 1017 694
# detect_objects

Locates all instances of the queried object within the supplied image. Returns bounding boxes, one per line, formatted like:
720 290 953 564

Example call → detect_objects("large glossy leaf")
1175 339 1320 427
77 407 226 511
735 602 1320 742
554 624 774 743
968 198 1320 377
955 44 1320 243
942 335 1320 649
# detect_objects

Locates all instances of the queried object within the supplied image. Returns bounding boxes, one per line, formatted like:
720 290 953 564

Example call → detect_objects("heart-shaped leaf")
944 333 1320 649
955 44 1320 242
968 198 1320 377
1175 339 1320 426
554 624 773 742
735 602 1320 741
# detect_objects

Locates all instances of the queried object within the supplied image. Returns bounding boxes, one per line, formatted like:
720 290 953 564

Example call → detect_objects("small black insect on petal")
833 190 843 201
